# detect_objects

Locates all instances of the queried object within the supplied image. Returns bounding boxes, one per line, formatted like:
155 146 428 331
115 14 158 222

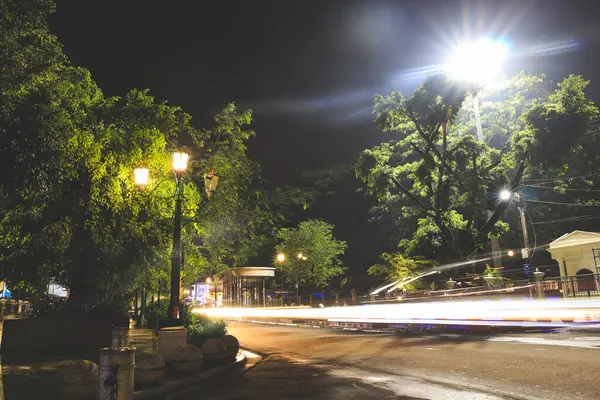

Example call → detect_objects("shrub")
183 308 227 345
143 301 169 329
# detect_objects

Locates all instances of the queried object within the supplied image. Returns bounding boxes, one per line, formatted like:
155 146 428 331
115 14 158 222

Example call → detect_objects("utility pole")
474 95 502 269
519 203 531 271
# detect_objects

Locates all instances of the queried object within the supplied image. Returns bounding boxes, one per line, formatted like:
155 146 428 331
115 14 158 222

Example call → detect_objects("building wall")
549 244 600 276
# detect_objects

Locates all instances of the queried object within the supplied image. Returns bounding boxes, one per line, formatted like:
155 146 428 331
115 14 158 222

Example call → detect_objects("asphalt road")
189 322 600 400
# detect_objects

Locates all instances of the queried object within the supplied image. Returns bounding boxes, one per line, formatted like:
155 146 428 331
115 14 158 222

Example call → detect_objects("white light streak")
196 299 600 328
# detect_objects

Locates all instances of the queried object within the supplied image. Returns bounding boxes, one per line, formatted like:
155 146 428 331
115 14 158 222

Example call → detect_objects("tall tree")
357 76 512 263
274 219 346 291
357 72 598 278
0 0 300 308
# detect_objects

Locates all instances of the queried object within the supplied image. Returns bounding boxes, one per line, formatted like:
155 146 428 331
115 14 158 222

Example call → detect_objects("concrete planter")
201 338 229 368
56 359 99 400
135 350 166 389
171 344 204 375
221 335 239 360
58 381 98 399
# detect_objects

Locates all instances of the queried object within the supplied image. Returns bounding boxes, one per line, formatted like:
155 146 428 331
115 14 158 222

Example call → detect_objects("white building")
547 230 600 276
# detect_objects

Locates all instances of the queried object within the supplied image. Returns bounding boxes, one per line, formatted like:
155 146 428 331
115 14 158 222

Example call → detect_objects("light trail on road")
195 298 600 328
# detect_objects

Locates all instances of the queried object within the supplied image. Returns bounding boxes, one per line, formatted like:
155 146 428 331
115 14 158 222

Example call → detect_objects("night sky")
51 0 600 184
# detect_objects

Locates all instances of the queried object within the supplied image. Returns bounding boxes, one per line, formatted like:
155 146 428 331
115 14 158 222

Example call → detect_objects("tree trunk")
434 119 448 226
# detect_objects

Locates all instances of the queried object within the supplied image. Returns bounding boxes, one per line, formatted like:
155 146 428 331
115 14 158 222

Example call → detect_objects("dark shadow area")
172 355 423 400
1 361 66 400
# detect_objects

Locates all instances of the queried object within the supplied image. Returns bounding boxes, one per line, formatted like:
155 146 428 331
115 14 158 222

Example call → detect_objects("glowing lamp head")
444 38 509 85
172 152 189 173
206 277 212 284
134 167 149 186
297 253 303 259
499 189 512 201
276 253 285 263
507 250 515 257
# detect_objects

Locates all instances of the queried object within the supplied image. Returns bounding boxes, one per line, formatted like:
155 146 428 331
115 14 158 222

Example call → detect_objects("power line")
523 185 600 193
522 173 600 183
531 215 600 225
523 199 600 207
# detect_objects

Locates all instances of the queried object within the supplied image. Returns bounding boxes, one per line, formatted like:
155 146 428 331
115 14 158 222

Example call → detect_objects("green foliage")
453 72 549 148
275 220 346 289
367 253 436 292
143 301 169 329
358 69 600 267
357 76 510 262
184 310 227 345
0 0 302 309
513 75 599 172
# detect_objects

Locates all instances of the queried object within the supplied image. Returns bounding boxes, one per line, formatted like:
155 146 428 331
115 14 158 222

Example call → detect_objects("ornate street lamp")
134 151 219 325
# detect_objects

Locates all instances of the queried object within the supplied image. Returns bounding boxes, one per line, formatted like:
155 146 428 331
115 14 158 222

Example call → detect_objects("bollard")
98 347 135 400
111 327 130 348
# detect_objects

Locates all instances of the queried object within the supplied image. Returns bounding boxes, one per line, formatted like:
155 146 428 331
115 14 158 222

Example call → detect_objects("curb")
133 353 247 400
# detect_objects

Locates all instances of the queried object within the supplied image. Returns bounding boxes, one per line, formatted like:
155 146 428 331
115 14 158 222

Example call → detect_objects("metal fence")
372 273 600 303
255 274 600 308
543 273 600 299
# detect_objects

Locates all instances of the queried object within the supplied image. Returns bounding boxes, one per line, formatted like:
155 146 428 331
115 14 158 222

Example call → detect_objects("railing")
377 274 600 302
543 274 600 299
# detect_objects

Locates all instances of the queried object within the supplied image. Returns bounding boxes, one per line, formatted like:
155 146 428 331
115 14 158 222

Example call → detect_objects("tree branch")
389 176 432 214
406 108 443 161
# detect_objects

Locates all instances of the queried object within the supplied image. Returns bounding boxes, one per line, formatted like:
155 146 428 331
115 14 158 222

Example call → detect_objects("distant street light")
507 250 515 257
276 253 286 263
499 189 512 201
135 151 219 325
206 277 212 284
297 253 303 259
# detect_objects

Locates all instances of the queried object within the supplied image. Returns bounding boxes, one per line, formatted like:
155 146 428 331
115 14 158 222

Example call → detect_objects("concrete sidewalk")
171 354 403 400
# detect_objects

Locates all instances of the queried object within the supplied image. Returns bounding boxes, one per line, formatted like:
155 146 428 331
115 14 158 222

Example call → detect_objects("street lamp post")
135 151 219 325
445 38 510 270
275 252 305 306
499 190 531 275
296 253 307 305
169 151 188 322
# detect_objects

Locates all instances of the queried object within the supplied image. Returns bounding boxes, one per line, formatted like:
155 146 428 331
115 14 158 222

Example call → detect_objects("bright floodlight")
499 189 512 201
276 253 285 263
134 167 149 186
172 152 189 172
444 38 509 84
